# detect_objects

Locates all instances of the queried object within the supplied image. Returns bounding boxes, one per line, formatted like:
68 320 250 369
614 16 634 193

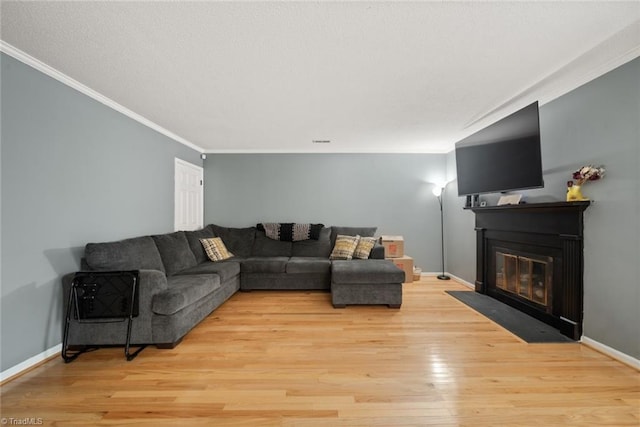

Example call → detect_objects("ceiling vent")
312 140 331 144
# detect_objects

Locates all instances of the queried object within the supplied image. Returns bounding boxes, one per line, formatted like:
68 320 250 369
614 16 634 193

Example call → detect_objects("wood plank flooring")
1 277 638 426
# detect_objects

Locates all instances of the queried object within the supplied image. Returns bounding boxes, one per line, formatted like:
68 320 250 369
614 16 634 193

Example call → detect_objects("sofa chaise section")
331 259 406 308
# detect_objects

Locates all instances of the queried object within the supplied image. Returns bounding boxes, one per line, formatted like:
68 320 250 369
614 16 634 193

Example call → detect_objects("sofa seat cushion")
176 260 241 282
331 259 405 284
241 257 289 274
152 274 221 315
85 236 165 273
286 257 332 275
152 231 198 276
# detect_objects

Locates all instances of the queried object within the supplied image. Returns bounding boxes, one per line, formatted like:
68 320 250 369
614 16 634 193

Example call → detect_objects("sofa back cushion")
184 226 216 264
291 227 332 257
330 226 377 247
152 232 198 276
85 236 165 273
252 230 292 257
209 224 256 258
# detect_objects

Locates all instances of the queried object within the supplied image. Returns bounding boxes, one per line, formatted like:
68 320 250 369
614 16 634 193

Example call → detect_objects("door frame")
174 158 204 231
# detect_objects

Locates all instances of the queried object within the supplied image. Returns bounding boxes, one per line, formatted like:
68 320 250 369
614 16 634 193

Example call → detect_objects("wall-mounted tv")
455 101 544 196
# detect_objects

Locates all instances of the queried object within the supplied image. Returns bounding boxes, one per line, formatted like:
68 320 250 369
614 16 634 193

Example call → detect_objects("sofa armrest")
135 269 170 311
369 242 385 259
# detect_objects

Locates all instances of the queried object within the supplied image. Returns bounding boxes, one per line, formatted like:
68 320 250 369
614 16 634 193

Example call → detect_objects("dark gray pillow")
291 227 332 257
152 232 198 276
184 226 215 264
209 224 256 258
85 236 165 273
330 226 377 247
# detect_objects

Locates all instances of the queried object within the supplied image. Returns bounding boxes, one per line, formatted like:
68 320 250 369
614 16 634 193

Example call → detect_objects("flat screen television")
455 101 544 196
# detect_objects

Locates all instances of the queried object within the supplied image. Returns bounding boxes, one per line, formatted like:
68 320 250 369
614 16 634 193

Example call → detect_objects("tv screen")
455 101 543 196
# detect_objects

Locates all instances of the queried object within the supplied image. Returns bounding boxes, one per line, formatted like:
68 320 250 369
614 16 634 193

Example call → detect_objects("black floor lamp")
432 185 450 280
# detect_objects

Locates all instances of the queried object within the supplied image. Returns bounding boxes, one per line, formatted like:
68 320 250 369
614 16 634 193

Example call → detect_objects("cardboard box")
390 255 413 283
380 235 404 258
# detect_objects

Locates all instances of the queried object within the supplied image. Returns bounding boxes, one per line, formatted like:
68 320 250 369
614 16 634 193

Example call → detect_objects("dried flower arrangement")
566 165 605 201
570 165 605 186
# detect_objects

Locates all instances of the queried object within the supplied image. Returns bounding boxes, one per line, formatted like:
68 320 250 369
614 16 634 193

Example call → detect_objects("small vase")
566 184 587 201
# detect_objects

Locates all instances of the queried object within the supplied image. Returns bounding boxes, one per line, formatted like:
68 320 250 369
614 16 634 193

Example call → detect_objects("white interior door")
174 158 204 231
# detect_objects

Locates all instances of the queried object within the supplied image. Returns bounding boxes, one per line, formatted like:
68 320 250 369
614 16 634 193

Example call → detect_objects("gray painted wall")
444 58 640 359
204 153 447 272
0 53 202 372
443 152 476 284
2 49 636 372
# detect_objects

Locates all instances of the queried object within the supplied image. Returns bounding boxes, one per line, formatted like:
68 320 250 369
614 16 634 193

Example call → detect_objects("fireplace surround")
469 201 590 340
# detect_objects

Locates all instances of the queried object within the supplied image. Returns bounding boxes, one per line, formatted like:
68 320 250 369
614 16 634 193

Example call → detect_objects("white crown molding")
0 41 204 154
464 20 640 133
536 21 640 108
204 148 451 154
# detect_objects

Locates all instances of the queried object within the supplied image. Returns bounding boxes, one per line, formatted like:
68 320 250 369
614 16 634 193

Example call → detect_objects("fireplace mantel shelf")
465 200 590 213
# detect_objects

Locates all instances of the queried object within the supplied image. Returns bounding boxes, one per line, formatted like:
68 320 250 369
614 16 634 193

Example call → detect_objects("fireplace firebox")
468 201 590 340
495 249 553 310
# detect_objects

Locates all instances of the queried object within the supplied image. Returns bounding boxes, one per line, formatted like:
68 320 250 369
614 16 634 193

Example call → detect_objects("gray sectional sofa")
62 224 405 350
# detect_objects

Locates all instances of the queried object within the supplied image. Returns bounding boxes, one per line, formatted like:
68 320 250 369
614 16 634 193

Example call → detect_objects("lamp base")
437 274 451 281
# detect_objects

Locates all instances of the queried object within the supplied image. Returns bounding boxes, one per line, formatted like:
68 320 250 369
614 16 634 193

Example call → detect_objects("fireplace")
469 201 590 340
495 249 553 310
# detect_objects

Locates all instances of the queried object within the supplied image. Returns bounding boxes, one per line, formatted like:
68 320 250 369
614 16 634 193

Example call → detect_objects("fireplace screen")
495 250 552 308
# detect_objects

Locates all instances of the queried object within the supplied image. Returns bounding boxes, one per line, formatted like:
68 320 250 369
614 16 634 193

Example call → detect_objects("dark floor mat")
446 290 574 343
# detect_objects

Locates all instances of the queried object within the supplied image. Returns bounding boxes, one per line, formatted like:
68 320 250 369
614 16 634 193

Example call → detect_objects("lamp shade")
432 186 442 197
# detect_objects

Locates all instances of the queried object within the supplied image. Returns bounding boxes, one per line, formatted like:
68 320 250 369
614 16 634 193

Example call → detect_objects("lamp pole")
435 188 450 281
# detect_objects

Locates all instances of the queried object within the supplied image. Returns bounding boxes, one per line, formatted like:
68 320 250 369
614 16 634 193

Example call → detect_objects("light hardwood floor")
1 277 638 426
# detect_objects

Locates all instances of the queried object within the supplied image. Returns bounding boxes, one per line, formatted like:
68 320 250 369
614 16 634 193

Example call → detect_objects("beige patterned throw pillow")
353 236 377 259
200 237 234 261
329 235 360 260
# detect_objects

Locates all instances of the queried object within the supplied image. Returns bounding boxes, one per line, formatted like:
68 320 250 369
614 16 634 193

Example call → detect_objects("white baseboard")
418 272 474 289
428 276 639 369
581 336 640 371
1 344 62 384
2 312 635 385
444 273 475 289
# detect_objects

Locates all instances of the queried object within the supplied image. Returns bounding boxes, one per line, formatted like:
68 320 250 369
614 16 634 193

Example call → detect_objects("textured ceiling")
1 1 639 153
